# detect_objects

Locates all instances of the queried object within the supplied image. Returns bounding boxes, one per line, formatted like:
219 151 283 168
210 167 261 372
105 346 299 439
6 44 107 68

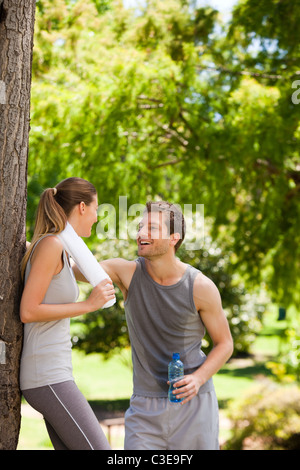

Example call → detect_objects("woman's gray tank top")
124 257 214 397
20 234 79 391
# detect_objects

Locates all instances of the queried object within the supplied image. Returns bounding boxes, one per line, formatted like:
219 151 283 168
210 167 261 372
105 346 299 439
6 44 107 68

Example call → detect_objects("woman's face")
78 194 99 237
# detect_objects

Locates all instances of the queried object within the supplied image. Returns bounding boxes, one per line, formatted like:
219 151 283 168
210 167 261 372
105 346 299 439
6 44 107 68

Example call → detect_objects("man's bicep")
202 303 231 344
196 278 232 345
100 258 136 287
100 259 122 283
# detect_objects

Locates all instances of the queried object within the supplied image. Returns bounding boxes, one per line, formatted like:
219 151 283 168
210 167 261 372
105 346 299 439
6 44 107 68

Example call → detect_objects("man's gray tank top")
124 257 214 397
20 234 79 391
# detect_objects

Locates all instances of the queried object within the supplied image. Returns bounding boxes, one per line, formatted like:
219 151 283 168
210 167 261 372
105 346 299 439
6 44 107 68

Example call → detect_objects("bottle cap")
173 352 180 360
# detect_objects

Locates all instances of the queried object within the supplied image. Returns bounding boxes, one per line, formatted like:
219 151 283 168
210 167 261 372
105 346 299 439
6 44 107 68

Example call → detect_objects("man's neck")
144 255 187 286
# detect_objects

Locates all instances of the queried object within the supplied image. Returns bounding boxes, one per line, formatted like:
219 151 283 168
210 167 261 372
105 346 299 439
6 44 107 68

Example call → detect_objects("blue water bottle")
168 353 184 403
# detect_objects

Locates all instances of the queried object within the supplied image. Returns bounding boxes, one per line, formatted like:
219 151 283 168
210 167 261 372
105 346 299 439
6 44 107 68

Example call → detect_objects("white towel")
57 222 116 308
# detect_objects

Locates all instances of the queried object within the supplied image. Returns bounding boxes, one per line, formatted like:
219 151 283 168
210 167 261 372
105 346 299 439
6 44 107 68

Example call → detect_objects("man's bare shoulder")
101 257 136 271
194 271 219 291
100 258 137 288
193 271 222 311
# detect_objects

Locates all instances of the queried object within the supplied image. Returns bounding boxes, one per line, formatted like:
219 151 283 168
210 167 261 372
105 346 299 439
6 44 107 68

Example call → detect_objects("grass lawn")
215 309 286 406
72 348 133 400
18 350 133 450
17 309 288 450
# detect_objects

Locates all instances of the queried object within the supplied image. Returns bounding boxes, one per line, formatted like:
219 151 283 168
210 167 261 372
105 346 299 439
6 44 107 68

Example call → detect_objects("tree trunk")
0 0 36 450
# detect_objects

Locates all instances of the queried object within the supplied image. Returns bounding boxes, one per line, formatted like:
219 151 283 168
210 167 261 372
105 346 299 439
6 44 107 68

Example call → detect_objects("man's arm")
26 240 135 291
100 258 136 299
172 274 233 405
71 257 136 292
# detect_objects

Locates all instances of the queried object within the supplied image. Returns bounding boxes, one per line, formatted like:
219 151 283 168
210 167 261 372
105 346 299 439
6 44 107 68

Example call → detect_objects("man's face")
136 211 172 259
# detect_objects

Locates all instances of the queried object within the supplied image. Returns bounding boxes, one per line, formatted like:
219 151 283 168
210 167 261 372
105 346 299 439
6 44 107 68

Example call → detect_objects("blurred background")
20 0 300 450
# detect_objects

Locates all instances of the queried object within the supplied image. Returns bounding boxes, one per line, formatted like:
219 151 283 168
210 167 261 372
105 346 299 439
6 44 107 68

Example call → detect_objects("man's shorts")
124 390 219 450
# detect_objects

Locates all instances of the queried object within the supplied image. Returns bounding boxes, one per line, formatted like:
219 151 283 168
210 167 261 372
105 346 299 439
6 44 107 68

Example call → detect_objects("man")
99 201 233 450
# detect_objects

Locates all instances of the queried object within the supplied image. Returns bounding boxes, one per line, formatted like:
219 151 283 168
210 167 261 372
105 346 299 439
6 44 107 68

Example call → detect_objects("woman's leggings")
22 380 111 450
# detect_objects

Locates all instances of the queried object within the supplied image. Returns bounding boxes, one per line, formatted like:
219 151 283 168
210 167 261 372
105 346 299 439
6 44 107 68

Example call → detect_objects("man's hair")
145 201 185 252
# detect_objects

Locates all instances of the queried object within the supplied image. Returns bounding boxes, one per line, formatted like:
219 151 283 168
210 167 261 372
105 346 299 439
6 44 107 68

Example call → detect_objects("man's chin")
138 247 152 258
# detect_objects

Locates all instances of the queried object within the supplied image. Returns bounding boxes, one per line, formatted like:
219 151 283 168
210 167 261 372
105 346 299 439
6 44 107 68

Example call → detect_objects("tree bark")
0 0 36 450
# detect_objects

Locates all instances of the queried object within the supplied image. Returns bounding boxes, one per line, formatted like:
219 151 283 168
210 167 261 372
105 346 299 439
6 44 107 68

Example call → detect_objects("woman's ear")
79 201 85 215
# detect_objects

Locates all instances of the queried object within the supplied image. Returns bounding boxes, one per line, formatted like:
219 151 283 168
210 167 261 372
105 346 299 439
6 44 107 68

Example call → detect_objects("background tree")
215 0 300 309
24 0 299 361
26 0 300 310
0 0 36 449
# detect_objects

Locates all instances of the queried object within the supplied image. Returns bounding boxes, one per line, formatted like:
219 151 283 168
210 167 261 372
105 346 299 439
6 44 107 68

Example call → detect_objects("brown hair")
145 200 186 252
21 177 97 278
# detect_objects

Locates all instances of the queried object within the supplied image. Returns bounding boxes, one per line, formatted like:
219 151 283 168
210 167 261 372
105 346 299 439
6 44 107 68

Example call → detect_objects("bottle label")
168 376 184 403
169 376 184 386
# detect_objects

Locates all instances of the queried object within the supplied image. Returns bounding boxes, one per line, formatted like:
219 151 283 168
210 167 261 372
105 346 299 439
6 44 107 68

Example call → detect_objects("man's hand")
168 372 204 405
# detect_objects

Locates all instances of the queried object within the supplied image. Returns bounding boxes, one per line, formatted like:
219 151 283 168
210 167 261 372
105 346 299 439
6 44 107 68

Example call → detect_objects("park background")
18 0 300 450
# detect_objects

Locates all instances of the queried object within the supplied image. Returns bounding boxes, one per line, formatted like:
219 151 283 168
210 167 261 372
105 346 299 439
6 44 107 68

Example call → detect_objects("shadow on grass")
89 398 130 420
216 358 277 410
219 361 274 379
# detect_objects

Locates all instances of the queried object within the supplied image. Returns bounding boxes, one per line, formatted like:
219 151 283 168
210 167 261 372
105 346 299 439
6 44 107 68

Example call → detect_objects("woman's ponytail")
21 177 97 279
21 187 67 279
36 187 67 235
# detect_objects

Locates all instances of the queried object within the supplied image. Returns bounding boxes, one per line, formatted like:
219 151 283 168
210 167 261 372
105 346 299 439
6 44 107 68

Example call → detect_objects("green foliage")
224 383 300 450
267 326 300 383
25 0 300 370
27 0 300 309
91 0 111 15
224 0 300 308
230 0 300 52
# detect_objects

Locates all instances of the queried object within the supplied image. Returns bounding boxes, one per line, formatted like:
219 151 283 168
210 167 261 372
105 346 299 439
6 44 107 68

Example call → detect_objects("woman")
20 177 115 450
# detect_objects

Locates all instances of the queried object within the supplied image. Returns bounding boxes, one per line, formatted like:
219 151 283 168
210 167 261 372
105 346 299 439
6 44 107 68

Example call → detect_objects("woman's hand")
85 279 116 311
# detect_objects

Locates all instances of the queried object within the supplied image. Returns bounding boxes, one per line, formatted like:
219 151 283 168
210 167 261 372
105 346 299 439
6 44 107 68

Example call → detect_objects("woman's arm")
20 236 115 323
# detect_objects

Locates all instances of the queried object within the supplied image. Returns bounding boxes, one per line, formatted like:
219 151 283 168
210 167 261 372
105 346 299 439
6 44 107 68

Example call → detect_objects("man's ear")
170 232 180 247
